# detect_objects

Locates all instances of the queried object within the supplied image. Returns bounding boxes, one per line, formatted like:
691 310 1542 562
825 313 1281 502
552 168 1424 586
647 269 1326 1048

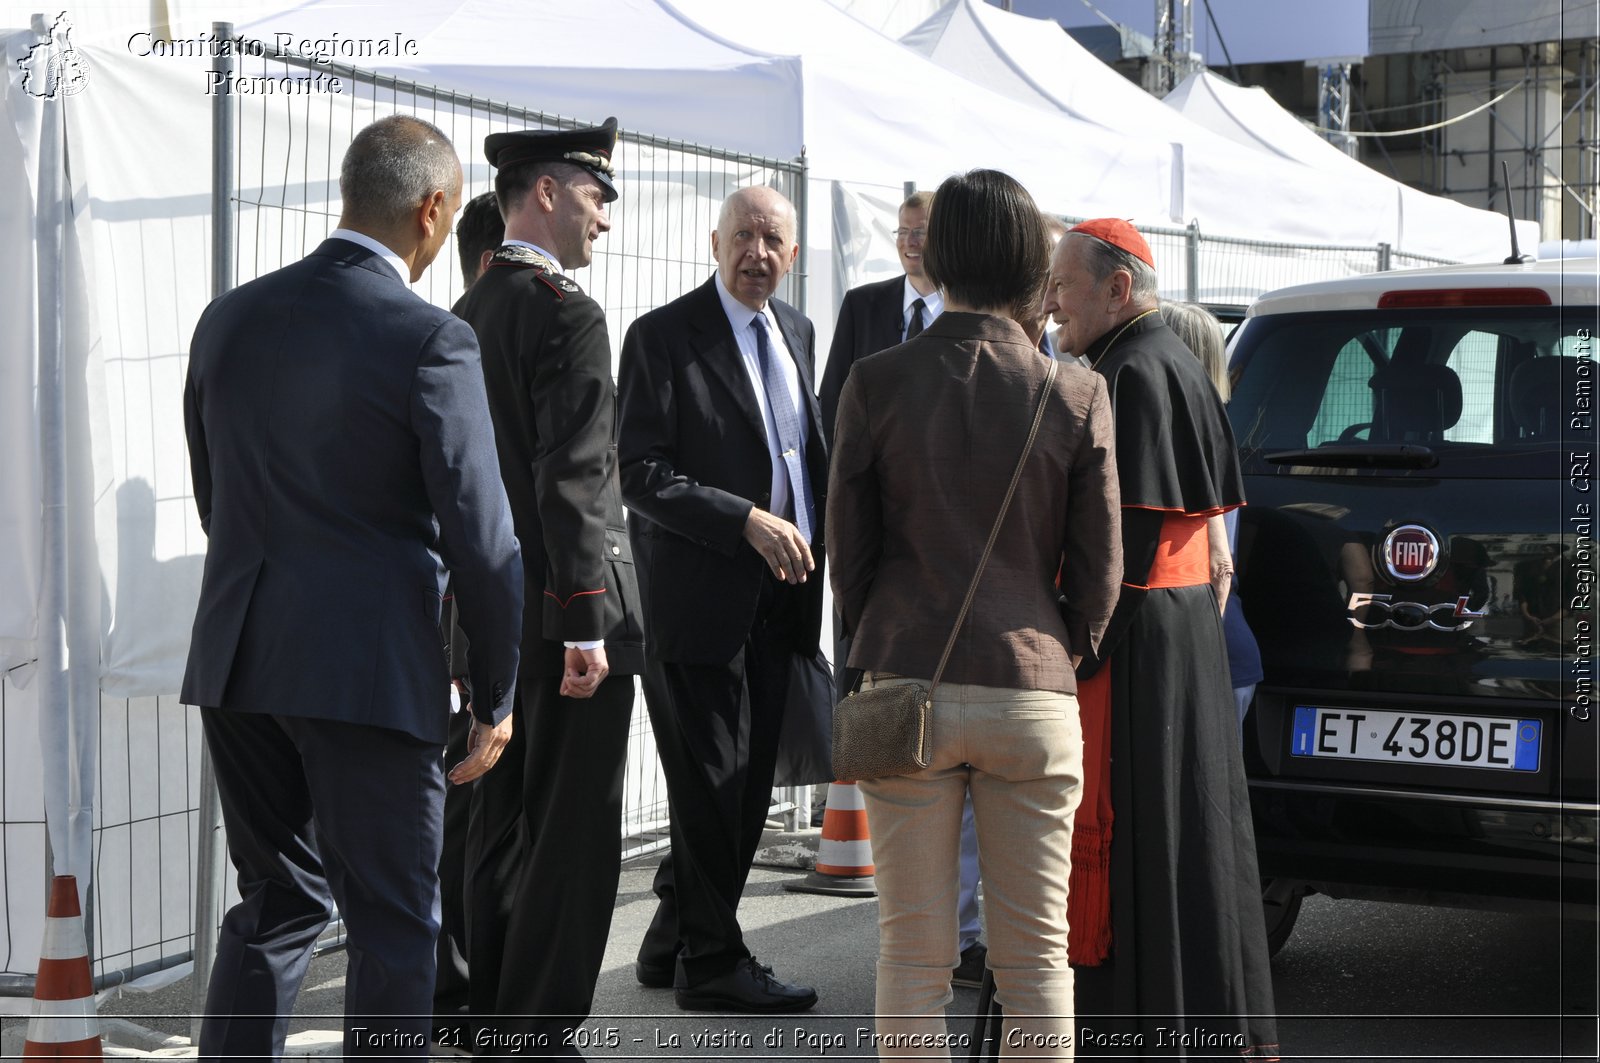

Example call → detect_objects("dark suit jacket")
827 312 1122 695
617 276 827 666
181 238 524 742
818 274 905 444
453 255 644 679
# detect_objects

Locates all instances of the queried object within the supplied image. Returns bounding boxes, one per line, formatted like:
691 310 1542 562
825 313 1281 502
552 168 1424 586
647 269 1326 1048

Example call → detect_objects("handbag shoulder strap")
928 357 1058 698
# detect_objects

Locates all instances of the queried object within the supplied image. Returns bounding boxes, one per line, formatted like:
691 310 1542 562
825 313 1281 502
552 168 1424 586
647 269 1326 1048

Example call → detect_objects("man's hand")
743 508 814 584
449 710 513 785
560 645 610 699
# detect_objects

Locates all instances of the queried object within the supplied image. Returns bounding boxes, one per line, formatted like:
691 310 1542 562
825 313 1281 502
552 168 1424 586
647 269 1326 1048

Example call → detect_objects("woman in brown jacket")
828 169 1122 1059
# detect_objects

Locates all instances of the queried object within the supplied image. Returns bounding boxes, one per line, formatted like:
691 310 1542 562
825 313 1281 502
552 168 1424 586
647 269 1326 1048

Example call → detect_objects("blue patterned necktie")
750 315 815 544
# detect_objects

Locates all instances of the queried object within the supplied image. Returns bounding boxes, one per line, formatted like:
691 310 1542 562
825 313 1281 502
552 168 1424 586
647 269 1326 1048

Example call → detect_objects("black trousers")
637 576 802 986
432 706 474 1036
464 672 635 1055
199 707 444 1062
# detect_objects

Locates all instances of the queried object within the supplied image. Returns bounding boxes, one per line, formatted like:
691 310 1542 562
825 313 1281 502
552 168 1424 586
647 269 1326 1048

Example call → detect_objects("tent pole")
32 10 72 905
190 20 236 1046
795 151 809 314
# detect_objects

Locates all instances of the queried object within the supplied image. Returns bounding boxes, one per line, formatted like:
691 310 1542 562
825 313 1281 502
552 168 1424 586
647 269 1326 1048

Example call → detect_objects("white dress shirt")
715 273 809 535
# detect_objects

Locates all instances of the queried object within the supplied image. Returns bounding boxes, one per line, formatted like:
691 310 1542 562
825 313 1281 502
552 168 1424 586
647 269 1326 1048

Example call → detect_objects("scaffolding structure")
1146 0 1199 98
1319 63 1358 158
1411 38 1598 242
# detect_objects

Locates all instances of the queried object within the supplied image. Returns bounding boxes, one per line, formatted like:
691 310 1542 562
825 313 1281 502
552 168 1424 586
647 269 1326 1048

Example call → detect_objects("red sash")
1069 512 1210 966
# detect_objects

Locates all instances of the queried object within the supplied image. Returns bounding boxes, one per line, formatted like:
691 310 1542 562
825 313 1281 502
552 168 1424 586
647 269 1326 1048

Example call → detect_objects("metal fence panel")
1054 216 1462 309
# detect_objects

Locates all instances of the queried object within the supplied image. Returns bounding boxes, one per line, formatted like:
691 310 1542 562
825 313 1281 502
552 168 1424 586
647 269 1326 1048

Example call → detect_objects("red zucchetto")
1067 217 1154 268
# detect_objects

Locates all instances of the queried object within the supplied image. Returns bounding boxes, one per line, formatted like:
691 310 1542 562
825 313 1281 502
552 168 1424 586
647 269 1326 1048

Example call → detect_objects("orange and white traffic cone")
23 876 101 1059
784 781 876 896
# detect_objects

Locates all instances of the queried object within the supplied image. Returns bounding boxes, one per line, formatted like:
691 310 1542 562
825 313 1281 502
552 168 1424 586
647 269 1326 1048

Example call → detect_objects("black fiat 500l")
1225 259 1599 950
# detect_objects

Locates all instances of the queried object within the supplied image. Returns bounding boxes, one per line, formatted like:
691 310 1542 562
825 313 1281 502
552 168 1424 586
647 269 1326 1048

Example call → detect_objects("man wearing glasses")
818 190 940 437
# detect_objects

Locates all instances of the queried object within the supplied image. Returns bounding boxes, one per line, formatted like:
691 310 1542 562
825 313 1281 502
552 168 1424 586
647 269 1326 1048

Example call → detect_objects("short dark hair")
456 191 504 285
494 159 584 215
922 169 1049 323
339 115 460 228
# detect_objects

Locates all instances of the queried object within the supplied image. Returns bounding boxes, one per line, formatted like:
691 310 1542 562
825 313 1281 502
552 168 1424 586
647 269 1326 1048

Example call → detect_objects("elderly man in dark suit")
182 115 523 1059
452 119 645 1054
618 184 825 1014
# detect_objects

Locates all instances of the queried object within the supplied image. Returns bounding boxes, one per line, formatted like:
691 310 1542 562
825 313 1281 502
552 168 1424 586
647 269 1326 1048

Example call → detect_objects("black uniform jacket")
454 248 644 679
617 276 827 667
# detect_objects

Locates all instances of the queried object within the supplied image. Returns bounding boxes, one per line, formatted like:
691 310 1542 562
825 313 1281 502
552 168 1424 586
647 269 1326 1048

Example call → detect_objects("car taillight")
1377 287 1553 308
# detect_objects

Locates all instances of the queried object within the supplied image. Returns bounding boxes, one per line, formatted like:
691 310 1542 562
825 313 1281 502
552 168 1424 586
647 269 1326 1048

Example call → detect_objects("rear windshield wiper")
1263 444 1438 470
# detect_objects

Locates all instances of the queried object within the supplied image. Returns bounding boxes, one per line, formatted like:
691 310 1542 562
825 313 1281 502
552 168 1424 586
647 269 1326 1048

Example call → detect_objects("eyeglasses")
893 228 927 241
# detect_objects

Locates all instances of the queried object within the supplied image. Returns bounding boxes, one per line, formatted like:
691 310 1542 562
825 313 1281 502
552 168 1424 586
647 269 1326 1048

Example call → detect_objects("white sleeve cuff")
563 639 605 651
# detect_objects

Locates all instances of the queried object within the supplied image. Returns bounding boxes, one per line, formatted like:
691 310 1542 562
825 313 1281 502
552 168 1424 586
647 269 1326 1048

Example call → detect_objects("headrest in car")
1368 362 1463 441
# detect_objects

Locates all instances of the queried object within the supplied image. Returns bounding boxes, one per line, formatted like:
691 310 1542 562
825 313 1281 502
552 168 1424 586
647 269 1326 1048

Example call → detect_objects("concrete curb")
753 825 821 870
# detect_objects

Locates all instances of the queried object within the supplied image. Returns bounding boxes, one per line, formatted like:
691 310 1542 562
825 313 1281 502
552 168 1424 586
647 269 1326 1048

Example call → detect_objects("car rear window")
1229 307 1595 478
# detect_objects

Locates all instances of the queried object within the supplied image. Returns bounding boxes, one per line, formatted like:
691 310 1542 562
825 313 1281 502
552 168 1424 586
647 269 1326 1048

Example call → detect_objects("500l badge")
1347 593 1488 632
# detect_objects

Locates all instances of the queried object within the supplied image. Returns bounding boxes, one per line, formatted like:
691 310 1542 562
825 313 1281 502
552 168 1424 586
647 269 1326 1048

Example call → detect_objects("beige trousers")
858 676 1084 1062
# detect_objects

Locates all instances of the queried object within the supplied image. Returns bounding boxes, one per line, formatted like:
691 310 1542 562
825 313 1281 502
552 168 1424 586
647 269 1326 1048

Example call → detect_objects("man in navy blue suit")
182 114 523 1060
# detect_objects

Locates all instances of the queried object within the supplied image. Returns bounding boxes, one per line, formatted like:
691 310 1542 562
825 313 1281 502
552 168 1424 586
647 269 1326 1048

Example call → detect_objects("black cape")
1075 312 1279 1060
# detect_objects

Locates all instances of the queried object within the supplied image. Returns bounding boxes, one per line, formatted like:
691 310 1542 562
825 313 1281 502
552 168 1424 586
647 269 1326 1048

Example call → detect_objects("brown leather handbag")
831 359 1058 781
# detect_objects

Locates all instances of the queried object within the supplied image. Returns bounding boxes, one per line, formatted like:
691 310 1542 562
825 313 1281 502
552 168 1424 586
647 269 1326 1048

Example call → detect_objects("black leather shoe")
636 956 677 988
674 957 818 1013
951 941 988 988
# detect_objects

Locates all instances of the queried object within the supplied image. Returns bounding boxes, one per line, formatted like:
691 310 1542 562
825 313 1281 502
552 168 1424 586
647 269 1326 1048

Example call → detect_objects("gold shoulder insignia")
487 245 585 298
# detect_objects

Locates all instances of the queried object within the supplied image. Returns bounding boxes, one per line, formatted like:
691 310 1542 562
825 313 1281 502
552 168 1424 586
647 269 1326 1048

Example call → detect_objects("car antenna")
1500 160 1532 265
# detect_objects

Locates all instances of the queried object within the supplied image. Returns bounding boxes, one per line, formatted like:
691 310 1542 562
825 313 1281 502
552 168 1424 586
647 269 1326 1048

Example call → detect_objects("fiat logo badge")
1383 524 1440 582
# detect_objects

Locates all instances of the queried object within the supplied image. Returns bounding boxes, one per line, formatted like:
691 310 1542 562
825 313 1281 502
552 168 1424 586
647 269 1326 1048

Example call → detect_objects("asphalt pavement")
5 829 1595 1061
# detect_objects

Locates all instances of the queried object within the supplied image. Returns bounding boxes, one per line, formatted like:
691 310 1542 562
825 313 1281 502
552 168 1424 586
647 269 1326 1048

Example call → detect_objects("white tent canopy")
1165 68 1347 168
1166 70 1535 262
665 0 1170 216
898 0 1396 246
901 0 1531 262
232 0 806 159
903 0 1224 153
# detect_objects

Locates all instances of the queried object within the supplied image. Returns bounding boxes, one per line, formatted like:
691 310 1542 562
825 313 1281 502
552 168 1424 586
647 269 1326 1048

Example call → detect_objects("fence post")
1377 241 1392 272
794 150 809 314
191 20 237 1045
1186 221 1200 302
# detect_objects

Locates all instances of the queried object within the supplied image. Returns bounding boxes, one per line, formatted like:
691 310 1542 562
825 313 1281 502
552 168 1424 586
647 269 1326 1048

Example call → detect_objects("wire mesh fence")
223 47 807 368
1058 216 1460 308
